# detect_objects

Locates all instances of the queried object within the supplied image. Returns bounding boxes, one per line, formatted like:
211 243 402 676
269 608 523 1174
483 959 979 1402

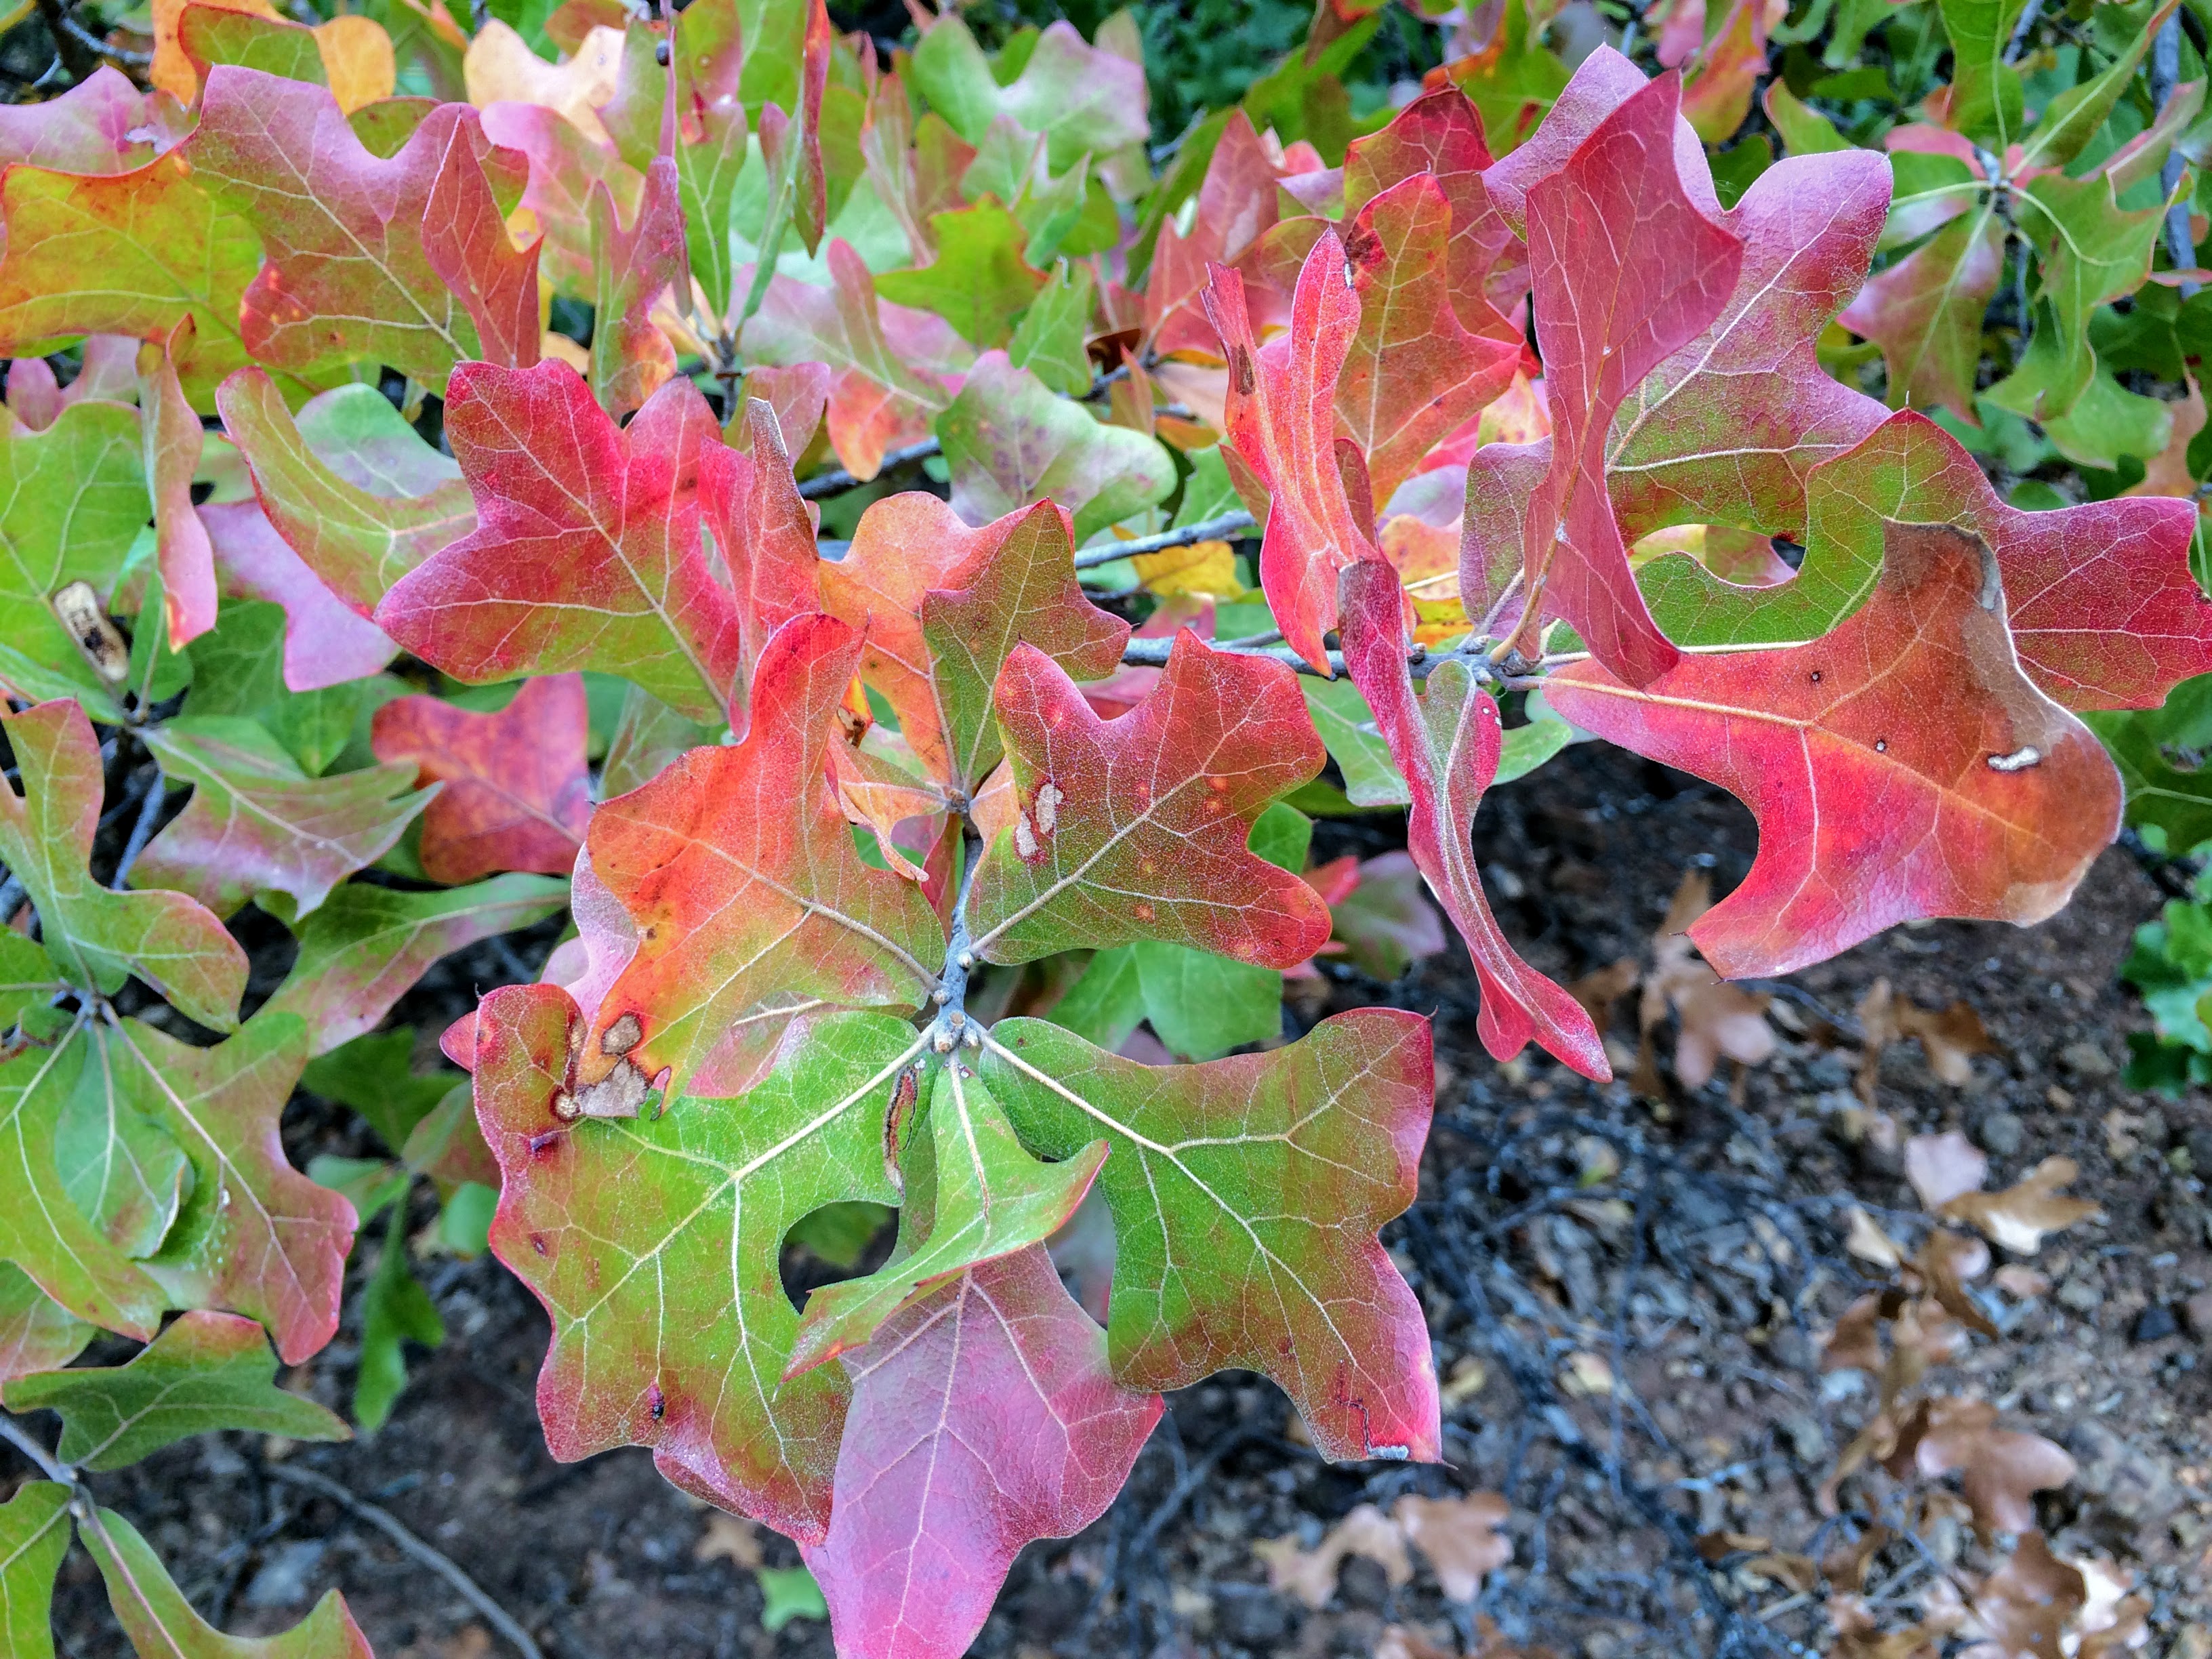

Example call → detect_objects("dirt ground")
25 740 2212 1659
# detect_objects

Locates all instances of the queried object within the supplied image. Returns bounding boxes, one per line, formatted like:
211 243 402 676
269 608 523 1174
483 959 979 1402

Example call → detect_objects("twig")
1071 510 1258 570
110 769 167 891
2003 0 2042 62
796 438 940 500
0 874 25 929
2152 14 2200 300
51 4 152 64
0 1411 76 1484
31 0 98 78
262 1463 546 1659
1118 634 1344 678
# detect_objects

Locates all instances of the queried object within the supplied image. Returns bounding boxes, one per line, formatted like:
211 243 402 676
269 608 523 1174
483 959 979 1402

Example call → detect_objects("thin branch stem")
110 767 166 891
0 1411 77 1484
1071 510 1258 571
262 1464 546 1659
796 438 941 500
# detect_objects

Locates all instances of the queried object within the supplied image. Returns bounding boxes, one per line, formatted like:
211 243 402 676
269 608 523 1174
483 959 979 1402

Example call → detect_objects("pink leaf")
1338 562 1607 1077
422 108 542 373
136 319 217 650
804 1246 1162 1659
201 500 399 691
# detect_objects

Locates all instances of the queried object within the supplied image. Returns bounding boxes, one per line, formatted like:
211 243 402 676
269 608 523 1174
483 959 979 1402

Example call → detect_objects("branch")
262 1463 547 1659
1070 510 1258 571
110 767 167 890
0 1410 77 1485
2152 13 2200 300
796 438 941 501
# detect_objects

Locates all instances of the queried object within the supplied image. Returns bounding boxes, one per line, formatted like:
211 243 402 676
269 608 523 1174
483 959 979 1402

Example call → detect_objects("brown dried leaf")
1253 1502 1413 1609
1860 979 1997 1099
1642 871 1776 1088
1940 1157 2101 1254
1904 1399 2077 1535
1395 1492 1511 1601
1845 1207 1905 1269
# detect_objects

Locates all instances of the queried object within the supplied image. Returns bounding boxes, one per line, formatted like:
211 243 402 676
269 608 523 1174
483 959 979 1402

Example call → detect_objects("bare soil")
26 742 2212 1659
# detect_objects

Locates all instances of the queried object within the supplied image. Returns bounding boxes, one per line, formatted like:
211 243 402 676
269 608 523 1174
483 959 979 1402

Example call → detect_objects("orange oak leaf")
966 631 1332 969
580 615 947 1098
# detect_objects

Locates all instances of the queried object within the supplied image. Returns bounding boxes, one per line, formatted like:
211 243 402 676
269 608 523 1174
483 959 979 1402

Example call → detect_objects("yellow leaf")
1131 537 1240 598
314 16 396 115
464 20 624 147
151 0 282 105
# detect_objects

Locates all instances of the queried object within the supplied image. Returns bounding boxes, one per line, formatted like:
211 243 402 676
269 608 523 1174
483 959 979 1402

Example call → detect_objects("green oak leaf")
186 601 378 777
1985 173 2161 427
876 202 1048 349
783 1062 1103 1376
259 874 569 1057
1 1308 347 1469
215 371 474 619
301 1028 464 1157
354 1204 443 1431
1006 261 1097 396
83 1502 373 1658
57 1021 193 1259
473 991 919 1541
0 1026 167 1342
0 701 247 1031
0 933 68 1040
980 1010 1442 1462
0 1483 70 1659
0 401 152 710
0 1263 94 1382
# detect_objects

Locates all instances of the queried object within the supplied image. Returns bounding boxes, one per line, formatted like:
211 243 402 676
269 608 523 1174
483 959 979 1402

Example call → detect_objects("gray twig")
2152 14 2200 300
1118 634 1343 678
262 1463 546 1659
0 1411 76 1485
2003 0 2043 63
1071 510 1258 570
52 5 152 65
110 769 167 891
796 438 941 500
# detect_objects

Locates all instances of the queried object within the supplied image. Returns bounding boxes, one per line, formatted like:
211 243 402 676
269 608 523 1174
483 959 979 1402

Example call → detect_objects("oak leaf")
981 1008 1441 1462
966 631 1332 970
475 991 920 1540
1339 562 1606 1076
0 701 246 1031
803 1246 1161 1659
1545 522 2121 978
579 615 945 1098
371 676 593 884
376 360 739 724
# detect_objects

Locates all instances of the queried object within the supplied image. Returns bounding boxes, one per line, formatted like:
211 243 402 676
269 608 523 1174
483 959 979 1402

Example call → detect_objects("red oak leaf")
1343 87 1523 331
743 240 970 481
1544 522 2123 978
371 675 593 884
1836 205 2005 426
1143 110 1292 359
705 399 823 743
966 631 1332 969
1515 73 1739 684
804 1246 1162 1659
136 319 217 651
375 360 740 724
581 615 946 1098
589 152 687 418
422 107 542 373
1822 413 2212 712
1338 562 1607 1077
1608 149 1893 542
0 66 153 176
187 71 488 391
1339 175 1521 506
1203 236 1385 672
